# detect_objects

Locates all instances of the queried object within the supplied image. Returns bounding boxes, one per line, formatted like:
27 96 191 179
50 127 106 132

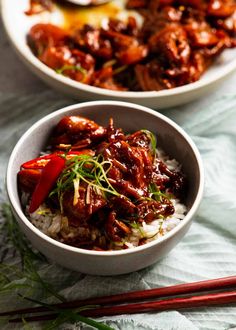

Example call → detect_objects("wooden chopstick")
1 275 236 317
9 290 236 323
82 290 236 317
2 275 236 323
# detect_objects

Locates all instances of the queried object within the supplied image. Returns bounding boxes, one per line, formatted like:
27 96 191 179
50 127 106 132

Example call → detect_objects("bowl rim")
6 100 204 256
1 0 236 100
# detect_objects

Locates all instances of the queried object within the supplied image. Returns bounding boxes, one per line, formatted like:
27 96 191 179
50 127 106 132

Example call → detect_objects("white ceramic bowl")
6 101 204 275
2 0 236 109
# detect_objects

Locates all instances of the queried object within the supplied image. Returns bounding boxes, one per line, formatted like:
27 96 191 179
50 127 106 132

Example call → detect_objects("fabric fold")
0 92 236 330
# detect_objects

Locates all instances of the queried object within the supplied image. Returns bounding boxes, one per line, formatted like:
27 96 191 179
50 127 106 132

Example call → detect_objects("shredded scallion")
50 154 122 213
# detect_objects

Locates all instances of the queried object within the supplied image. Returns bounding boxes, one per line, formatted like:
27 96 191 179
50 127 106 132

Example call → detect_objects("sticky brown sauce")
56 2 121 31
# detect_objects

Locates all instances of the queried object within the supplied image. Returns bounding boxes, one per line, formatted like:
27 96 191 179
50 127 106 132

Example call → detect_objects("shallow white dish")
2 0 236 109
6 100 204 275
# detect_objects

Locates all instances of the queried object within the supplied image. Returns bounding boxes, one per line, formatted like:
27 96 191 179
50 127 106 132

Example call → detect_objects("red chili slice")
29 155 66 213
21 150 95 169
22 153 58 169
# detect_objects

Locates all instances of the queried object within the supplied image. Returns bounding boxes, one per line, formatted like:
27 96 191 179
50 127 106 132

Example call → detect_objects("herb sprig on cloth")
0 203 114 330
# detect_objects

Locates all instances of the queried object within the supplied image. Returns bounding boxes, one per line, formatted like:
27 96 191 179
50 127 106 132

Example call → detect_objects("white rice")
122 198 187 249
25 149 187 250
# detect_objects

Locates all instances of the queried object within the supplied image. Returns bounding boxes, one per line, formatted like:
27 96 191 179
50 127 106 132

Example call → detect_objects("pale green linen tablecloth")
0 90 236 330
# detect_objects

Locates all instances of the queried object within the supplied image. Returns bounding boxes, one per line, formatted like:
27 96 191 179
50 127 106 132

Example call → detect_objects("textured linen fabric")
0 91 236 330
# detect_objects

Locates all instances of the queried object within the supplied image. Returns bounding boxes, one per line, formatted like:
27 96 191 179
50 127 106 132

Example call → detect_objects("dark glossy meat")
62 184 107 226
18 116 186 250
18 169 41 193
50 115 107 148
27 0 236 91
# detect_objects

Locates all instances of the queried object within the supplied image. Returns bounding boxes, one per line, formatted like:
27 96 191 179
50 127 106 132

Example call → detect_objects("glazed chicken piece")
41 47 95 83
50 115 107 149
73 24 113 60
207 0 236 35
136 199 175 222
18 169 41 193
28 24 69 54
62 183 107 226
101 28 148 65
28 24 95 83
105 211 131 242
101 138 153 198
207 0 236 18
92 67 128 91
149 24 191 66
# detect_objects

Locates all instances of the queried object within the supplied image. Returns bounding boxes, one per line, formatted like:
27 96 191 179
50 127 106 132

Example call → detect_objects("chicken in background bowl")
18 115 187 251
26 0 236 91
